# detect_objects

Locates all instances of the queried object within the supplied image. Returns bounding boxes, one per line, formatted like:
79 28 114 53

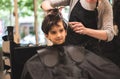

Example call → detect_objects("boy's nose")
57 33 61 37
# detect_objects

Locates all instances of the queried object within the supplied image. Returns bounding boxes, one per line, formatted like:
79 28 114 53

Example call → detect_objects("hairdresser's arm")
98 0 115 41
84 28 108 41
41 0 70 11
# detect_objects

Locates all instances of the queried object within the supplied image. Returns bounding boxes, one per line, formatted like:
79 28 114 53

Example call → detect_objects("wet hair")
41 8 67 34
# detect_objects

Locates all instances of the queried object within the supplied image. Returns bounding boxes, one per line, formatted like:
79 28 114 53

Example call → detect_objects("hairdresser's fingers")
58 6 65 12
70 22 83 30
69 22 79 27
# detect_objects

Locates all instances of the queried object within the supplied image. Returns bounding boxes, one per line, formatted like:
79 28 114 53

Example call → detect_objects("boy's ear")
45 34 51 41
45 34 48 39
65 30 67 36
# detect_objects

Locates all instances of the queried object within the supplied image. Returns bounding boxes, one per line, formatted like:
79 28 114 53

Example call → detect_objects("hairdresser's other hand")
41 1 53 12
69 22 88 35
41 1 64 15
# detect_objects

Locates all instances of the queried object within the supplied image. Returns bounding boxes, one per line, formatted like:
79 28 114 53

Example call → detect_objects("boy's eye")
50 31 56 34
60 29 64 32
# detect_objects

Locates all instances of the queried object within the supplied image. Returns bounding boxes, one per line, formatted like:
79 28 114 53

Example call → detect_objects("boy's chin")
54 42 65 45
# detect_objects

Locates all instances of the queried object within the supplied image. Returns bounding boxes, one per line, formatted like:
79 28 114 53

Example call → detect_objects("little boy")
21 9 120 79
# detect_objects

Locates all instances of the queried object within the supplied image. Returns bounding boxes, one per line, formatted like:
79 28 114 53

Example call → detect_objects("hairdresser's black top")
65 0 99 54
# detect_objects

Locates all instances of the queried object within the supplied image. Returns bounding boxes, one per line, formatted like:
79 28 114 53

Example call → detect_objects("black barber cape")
21 45 120 79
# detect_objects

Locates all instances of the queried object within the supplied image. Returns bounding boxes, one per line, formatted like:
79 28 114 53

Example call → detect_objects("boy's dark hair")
42 8 67 34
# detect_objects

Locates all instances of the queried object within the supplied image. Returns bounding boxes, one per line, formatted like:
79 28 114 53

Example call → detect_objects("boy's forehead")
50 26 64 33
50 25 63 31
50 21 63 29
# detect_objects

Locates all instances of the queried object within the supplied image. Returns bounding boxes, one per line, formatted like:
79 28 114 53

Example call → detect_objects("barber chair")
2 35 11 74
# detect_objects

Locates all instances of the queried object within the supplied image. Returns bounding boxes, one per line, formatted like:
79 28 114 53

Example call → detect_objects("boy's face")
46 21 67 45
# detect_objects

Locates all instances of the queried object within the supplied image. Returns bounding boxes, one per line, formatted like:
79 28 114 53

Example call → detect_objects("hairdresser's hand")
69 22 88 35
69 22 108 41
